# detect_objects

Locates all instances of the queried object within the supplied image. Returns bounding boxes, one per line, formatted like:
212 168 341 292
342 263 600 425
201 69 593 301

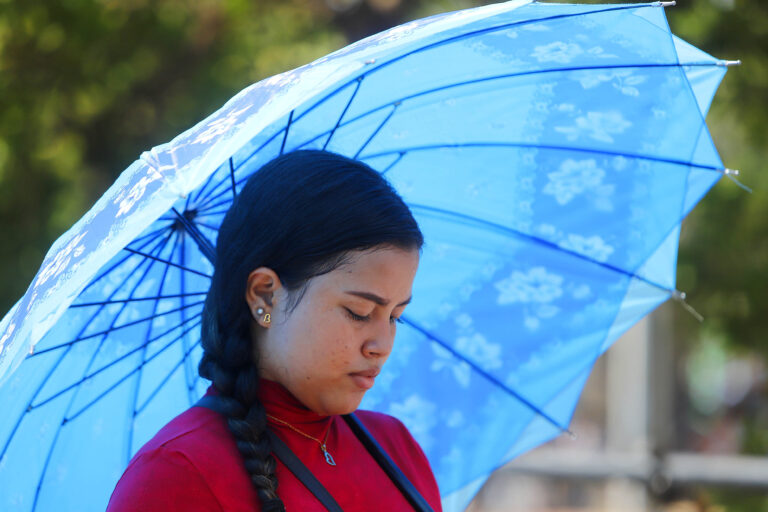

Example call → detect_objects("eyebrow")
345 291 412 307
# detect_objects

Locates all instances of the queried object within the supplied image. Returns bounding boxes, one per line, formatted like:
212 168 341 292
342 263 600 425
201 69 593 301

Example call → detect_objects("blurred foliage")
669 0 768 359
666 0 768 468
0 0 765 509
0 0 350 314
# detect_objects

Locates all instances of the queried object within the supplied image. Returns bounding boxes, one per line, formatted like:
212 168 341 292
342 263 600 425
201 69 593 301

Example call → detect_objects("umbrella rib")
362 141 725 175
367 5 670 75
379 152 406 176
70 292 207 308
29 311 201 370
280 109 295 155
191 159 225 205
136 339 202 416
194 221 221 232
194 122 288 211
229 157 237 198
324 78 363 150
197 87 394 209
196 208 229 218
123 247 212 278
196 87 377 211
171 207 217 265
195 197 233 215
127 228 177 461
62 320 203 425
283 4 678 138
408 203 671 294
79 228 169 296
400 315 571 434
354 103 399 159
128 224 172 247
29 315 202 410
28 300 205 359
292 62 728 162
178 230 199 407
76 301 205 346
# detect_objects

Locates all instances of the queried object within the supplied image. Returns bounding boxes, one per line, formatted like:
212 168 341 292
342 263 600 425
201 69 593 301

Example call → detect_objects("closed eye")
345 308 369 322
345 308 404 325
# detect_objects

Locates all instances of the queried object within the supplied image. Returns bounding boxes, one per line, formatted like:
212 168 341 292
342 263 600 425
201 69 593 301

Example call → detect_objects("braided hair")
198 149 423 510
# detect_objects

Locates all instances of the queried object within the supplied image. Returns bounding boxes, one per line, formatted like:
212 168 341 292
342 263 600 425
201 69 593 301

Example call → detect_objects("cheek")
328 338 354 367
280 305 362 383
313 325 357 373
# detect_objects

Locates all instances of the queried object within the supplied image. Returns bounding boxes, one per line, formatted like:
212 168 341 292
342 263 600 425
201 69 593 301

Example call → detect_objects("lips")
349 368 380 378
349 367 380 390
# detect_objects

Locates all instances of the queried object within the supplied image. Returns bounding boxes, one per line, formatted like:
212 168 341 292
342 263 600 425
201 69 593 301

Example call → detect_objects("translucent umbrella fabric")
0 1 733 510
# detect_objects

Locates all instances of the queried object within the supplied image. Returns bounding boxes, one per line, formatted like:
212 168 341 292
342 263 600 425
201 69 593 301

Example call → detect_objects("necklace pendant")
322 447 336 466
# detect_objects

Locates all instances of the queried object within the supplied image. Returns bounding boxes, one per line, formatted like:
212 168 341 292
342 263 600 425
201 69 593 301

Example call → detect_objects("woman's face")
248 245 420 416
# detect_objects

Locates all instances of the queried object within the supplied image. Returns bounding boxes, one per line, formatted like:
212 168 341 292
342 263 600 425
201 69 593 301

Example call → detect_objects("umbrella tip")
718 59 742 67
724 169 753 193
672 290 704 322
656 1 676 7
564 428 578 440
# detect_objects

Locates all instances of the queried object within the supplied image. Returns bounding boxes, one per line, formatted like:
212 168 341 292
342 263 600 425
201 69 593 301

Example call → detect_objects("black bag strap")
343 413 435 512
265 429 344 512
195 395 343 512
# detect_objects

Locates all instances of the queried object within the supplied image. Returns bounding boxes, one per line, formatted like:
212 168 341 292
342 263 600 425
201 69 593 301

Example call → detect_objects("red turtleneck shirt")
106 379 442 511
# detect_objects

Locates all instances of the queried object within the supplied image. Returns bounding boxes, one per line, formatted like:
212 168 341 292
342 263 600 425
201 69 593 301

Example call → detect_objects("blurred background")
0 0 765 510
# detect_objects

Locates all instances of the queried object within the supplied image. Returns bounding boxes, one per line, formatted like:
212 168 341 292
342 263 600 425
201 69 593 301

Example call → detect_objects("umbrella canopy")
0 1 735 510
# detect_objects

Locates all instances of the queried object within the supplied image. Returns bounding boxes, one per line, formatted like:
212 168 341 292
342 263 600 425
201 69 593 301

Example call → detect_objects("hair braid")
199 297 285 511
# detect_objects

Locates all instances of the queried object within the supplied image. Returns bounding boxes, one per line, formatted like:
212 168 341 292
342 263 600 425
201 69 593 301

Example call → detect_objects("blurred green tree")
0 0 346 314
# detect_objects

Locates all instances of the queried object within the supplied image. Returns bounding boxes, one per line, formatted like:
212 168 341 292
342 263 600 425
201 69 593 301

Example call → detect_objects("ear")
245 267 281 328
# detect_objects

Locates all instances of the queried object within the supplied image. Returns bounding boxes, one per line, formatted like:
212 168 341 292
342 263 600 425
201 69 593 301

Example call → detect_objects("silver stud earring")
255 307 265 316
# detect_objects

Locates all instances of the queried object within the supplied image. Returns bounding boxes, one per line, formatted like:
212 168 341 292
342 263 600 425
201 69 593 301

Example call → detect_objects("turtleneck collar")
204 378 334 437
257 378 332 427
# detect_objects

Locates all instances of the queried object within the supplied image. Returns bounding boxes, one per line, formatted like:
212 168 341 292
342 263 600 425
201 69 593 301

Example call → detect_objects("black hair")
198 149 423 511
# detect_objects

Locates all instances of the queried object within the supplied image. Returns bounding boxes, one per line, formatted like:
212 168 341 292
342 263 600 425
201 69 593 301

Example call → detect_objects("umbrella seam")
401 315 569 433
359 141 726 174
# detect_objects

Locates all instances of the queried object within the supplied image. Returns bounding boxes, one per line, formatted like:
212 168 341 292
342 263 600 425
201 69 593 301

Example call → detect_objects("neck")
257 378 331 428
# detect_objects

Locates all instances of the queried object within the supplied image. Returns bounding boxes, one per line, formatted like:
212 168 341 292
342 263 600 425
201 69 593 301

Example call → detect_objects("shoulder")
146 406 240 465
107 406 250 512
107 442 225 511
136 404 230 453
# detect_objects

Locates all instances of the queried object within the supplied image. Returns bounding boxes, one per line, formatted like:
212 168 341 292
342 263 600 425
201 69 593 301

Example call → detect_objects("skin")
244 244 420 416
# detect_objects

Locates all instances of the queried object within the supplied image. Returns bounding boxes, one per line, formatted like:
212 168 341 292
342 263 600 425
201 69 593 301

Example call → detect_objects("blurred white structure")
467 305 768 511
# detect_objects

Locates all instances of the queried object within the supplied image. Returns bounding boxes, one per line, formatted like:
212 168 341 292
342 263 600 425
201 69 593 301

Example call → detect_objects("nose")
361 321 395 360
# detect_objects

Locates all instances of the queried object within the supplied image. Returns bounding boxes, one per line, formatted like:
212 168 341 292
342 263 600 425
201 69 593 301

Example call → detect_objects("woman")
106 150 442 511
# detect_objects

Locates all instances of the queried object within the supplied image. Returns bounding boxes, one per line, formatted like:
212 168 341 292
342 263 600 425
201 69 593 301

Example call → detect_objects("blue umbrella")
0 1 736 510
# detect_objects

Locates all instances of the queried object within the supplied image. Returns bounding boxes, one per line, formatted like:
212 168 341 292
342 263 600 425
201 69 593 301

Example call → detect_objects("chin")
323 394 365 416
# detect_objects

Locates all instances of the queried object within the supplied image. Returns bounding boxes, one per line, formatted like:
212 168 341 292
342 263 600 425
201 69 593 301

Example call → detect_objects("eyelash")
345 308 404 325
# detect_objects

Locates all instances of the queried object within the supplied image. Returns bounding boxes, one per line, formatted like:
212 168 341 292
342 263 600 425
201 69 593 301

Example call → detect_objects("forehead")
317 246 419 293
